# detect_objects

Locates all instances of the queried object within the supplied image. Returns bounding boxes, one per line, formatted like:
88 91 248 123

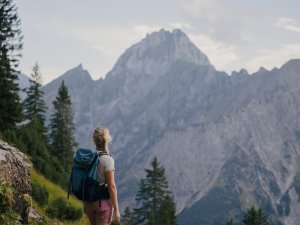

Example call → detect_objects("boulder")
0 139 32 223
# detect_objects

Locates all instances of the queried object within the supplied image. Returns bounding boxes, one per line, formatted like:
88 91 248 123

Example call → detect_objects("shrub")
0 179 22 224
31 182 49 206
46 197 82 220
0 212 22 225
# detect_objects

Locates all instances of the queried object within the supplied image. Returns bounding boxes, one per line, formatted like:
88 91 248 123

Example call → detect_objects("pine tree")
133 157 177 225
49 80 76 172
157 195 177 225
242 206 269 225
0 0 23 132
22 62 50 161
123 207 135 225
225 218 234 225
23 62 47 125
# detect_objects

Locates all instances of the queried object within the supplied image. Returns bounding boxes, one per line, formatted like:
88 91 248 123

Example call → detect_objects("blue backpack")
67 148 110 201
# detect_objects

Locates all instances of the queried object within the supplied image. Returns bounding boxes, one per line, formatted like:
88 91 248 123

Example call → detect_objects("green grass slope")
31 169 89 225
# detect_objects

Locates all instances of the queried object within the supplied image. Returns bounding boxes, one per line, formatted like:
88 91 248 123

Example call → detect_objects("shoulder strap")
97 151 109 158
96 152 110 184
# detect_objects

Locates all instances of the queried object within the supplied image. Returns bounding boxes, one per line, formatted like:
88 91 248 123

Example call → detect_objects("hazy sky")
15 0 300 84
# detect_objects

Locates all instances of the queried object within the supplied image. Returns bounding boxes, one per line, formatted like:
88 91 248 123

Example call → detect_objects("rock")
0 139 32 223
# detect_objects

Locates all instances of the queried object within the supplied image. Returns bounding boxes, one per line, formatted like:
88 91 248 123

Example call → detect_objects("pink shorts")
84 199 113 224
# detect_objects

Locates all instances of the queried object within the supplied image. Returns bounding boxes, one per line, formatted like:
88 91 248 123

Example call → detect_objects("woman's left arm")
106 170 121 222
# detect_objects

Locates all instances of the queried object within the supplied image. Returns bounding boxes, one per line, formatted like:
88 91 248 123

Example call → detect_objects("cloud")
169 22 192 30
133 25 163 36
188 33 239 72
245 43 300 73
132 23 193 36
275 17 300 33
180 0 222 23
179 0 272 44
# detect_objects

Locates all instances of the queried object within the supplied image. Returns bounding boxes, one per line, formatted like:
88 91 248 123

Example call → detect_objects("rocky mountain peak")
109 29 211 77
62 63 88 79
43 64 93 93
231 68 249 77
279 59 300 72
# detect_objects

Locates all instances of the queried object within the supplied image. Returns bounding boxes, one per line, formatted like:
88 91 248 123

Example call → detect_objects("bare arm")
106 170 121 222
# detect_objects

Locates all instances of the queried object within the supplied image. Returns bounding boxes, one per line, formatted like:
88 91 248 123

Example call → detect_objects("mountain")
43 64 95 132
43 29 300 225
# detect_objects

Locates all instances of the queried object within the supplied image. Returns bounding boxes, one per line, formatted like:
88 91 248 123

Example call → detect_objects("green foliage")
242 206 270 225
23 62 47 130
28 217 46 225
0 0 23 131
0 178 22 224
157 196 177 225
31 170 89 225
8 120 69 188
46 197 82 221
133 157 177 225
0 179 15 213
0 211 22 225
123 206 135 225
50 80 76 173
1 63 69 189
31 182 49 206
225 218 234 225
20 63 71 187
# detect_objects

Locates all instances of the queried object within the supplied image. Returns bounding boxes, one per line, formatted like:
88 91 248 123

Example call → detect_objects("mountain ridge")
39 29 300 225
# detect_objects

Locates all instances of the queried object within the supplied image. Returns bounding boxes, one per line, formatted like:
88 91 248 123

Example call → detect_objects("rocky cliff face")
42 29 300 224
0 140 32 223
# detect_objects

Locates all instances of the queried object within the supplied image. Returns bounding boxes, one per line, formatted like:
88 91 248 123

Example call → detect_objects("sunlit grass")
31 169 89 225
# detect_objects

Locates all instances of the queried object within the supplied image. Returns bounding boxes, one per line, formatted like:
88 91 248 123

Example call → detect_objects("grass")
31 169 89 225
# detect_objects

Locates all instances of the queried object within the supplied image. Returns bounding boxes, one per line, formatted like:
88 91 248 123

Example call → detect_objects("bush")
28 217 46 225
0 179 22 224
0 212 22 225
0 179 14 213
31 182 49 206
46 197 82 220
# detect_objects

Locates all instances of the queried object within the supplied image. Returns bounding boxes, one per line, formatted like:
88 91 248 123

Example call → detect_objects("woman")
84 126 121 225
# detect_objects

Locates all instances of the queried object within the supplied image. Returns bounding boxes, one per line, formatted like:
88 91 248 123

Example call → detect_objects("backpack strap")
97 151 108 157
96 151 108 207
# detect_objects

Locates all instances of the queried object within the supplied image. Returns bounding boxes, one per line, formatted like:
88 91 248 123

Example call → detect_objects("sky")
15 0 300 85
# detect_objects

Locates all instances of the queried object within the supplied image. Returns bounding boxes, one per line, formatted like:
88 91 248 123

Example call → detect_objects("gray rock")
0 140 32 223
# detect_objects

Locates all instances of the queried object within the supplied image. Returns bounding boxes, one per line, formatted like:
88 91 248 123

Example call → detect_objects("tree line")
3 62 76 187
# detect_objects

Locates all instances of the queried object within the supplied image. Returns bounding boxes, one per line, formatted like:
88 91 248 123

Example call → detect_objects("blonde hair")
93 126 112 152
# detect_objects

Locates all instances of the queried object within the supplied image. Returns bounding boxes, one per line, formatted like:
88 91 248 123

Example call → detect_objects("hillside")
31 169 89 225
0 139 89 224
